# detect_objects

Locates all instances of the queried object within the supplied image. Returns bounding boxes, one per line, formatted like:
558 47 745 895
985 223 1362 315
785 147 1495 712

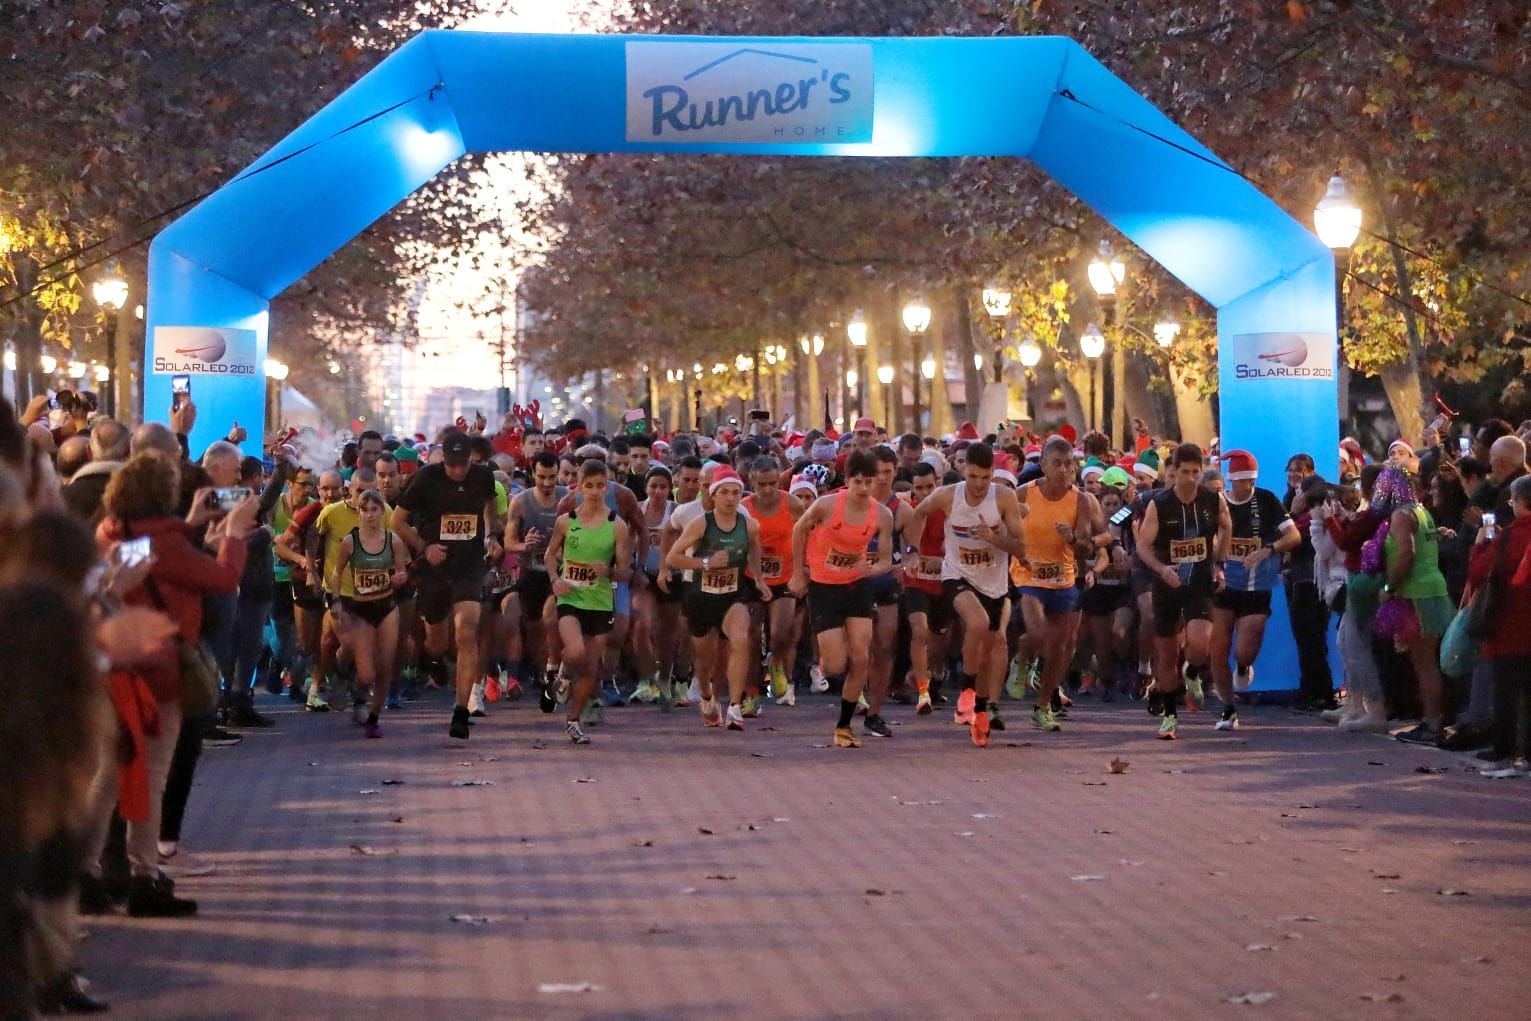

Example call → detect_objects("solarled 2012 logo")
1231 332 1335 381
625 42 874 144
152 326 259 376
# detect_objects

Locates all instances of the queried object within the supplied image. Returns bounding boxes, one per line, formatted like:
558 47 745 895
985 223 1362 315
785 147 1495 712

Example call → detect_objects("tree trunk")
952 286 983 425
927 294 956 436
877 288 905 434
11 254 47 405
1361 157 1430 448
1122 352 1172 440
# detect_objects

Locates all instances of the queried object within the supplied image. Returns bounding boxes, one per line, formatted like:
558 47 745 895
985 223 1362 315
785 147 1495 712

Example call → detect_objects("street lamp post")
1088 240 1127 445
919 355 937 435
902 297 931 431
799 333 824 429
981 282 1011 384
263 358 289 432
91 265 129 418
1080 323 1106 433
1314 173 1362 427
847 309 868 420
876 364 894 432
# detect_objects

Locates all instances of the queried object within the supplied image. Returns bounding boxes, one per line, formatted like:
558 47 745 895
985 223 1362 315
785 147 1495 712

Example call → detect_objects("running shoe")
955 688 976 725
1027 658 1043 691
582 701 604 727
468 681 488 718
809 664 829 693
538 680 557 714
287 673 306 702
566 721 590 745
769 661 790 699
351 703 370 726
988 708 1006 731
1214 707 1239 731
630 678 660 704
1145 689 1164 717
775 683 796 707
970 707 991 747
856 693 869 717
449 706 470 740
1183 666 1204 712
1395 721 1441 746
833 726 861 748
599 681 625 707
673 679 693 707
1031 706 1061 732
916 692 933 716
305 692 331 713
485 673 502 703
726 703 746 731
700 697 722 728
741 694 761 718
364 721 382 739
657 677 674 713
687 678 702 704
554 667 571 706
864 714 891 738
385 693 402 711
1233 664 1255 693
503 676 523 701
1157 715 1178 740
424 658 449 690
1005 660 1026 700
1057 690 1073 708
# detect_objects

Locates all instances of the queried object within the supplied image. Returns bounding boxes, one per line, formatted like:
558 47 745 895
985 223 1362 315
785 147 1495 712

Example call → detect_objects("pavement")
83 687 1530 1021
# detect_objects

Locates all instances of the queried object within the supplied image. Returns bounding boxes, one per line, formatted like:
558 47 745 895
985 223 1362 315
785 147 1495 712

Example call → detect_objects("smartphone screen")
1110 506 1133 527
116 536 152 567
1458 436 1471 457
213 486 251 513
171 375 191 412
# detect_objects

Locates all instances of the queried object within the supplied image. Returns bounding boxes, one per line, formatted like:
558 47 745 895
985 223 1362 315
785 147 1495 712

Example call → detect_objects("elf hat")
1133 448 1161 480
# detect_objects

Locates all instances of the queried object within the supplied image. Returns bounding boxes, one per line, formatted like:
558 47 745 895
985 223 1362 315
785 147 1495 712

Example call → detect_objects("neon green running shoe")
1005 660 1026 700
769 661 789 699
1031 706 1061 732
1158 715 1178 740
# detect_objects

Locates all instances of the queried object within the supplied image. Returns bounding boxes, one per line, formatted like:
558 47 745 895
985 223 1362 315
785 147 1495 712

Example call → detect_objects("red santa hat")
956 421 980 441
1219 449 1259 481
709 467 744 494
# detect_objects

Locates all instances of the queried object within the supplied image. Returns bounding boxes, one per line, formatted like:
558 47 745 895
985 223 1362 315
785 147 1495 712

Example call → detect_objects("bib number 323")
440 514 477 541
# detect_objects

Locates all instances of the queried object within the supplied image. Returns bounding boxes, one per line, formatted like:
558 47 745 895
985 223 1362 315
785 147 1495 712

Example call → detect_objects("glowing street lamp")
1087 240 1126 298
847 309 868 348
1017 336 1043 368
981 282 1012 319
901 298 932 336
40 354 57 374
1153 317 1181 348
735 353 753 373
91 264 129 416
845 368 858 389
263 358 290 381
1080 323 1106 359
1313 174 1362 250
877 364 895 427
920 356 936 380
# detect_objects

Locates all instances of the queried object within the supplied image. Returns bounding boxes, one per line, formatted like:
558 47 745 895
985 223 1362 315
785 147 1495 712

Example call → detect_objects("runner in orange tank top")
790 450 894 748
742 456 806 708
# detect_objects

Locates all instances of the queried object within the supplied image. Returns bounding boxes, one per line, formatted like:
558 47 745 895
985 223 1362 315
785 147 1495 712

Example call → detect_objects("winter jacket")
1465 513 1531 659
62 459 123 525
95 515 247 703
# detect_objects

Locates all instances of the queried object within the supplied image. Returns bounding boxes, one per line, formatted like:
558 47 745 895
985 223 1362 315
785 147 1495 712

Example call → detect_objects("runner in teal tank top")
327 490 408 738
547 460 633 745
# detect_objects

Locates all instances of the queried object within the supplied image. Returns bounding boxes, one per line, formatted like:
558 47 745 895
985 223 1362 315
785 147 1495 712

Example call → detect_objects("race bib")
1169 537 1208 565
916 555 943 580
565 561 601 588
1229 537 1261 559
440 514 478 541
649 526 663 549
1029 561 1065 583
827 548 862 570
701 567 739 595
760 556 783 578
353 568 391 597
958 545 994 569
487 568 516 594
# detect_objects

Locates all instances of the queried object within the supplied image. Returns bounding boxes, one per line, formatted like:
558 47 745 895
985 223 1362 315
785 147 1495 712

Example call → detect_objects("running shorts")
1017 585 1082 616
1080 584 1131 617
904 587 951 633
807 579 875 634
417 567 486 624
1151 583 1213 637
942 578 1008 632
557 603 614 636
1212 588 1274 618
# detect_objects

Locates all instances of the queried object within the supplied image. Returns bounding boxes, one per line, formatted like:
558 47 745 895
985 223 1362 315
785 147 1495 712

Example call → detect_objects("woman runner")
327 490 409 738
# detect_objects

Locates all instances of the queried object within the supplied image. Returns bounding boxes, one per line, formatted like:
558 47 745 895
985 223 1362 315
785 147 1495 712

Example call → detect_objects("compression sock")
366 711 379 726
975 697 989 714
961 672 977 691
838 699 857 728
1164 688 1182 717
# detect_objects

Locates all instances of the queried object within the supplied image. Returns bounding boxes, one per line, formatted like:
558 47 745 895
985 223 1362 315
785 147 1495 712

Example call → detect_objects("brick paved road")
84 690 1530 1020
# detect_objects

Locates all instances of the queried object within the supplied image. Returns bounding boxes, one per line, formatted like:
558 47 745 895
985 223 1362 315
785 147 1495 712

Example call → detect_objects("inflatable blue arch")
147 32 1340 690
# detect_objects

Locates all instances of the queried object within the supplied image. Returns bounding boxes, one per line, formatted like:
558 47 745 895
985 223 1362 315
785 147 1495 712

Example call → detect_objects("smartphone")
1483 512 1497 539
1458 435 1471 457
1109 505 1133 527
748 409 770 422
171 374 191 411
116 536 152 567
212 486 251 513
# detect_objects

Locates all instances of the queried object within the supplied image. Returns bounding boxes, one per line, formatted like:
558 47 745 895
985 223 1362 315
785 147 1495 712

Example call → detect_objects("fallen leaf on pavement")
1371 872 1401 880
452 780 494 787
1245 944 1275 952
380 779 406 785
1108 758 1130 774
633 839 654 847
1280 914 1320 922
972 813 998 819
679 887 698 894
1083 781 1108 786
697 827 714 835
772 817 790 822
956 831 975 837
358 789 380 795
349 844 396 857
706 873 737 881
1360 992 1404 1003
1070 874 1106 882
450 914 493 925
538 982 602 994
1437 888 1469 896
1226 991 1276 1005
865 888 886 896
1414 766 1447 775
572 777 596 784
389 816 404 824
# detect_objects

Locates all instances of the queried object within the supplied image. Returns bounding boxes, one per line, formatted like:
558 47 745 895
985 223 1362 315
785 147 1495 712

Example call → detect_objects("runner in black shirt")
393 430 501 739
1135 443 1231 740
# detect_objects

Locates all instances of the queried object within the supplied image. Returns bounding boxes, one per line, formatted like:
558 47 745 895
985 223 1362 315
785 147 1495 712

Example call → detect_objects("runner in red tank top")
790 450 894 748
902 462 949 715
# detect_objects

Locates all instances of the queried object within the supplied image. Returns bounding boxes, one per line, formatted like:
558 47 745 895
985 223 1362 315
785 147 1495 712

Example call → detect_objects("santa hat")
1081 463 1106 483
1024 444 1042 460
1388 439 1415 459
1133 448 1161 480
1219 449 1259 481
1056 422 1078 445
789 474 819 500
956 421 980 441
709 468 744 494
993 468 1018 487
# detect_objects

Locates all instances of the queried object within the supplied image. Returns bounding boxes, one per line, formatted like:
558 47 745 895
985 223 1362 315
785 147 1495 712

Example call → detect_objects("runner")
326 489 409 738
1209 450 1301 730
861 446 913 738
545 459 633 744
902 461 948 715
666 467 771 730
789 450 895 748
907 442 1029 748
742 456 804 708
1012 437 1107 732
1079 482 1134 702
630 465 679 707
506 452 565 713
392 430 501 740
1134 442 1232 740
266 466 314 701
310 467 390 714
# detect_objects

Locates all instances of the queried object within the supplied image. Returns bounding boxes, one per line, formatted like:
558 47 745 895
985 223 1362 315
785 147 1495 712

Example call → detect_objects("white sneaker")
725 703 745 730
687 677 702 704
158 849 215 878
351 703 370 726
700 696 722 727
1319 705 1349 723
1233 665 1254 692
554 666 571 705
1213 711 1240 731
776 684 797 707
468 680 487 715
810 665 829 693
